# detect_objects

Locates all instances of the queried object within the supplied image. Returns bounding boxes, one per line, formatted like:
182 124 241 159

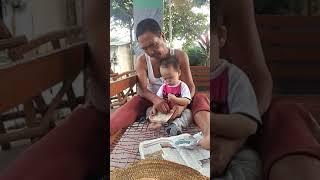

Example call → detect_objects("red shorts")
260 98 320 179
110 93 210 134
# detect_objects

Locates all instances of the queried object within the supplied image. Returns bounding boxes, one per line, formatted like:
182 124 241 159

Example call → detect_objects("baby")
211 7 262 179
147 57 192 136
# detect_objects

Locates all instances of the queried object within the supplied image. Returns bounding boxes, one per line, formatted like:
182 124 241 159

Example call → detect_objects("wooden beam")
0 35 27 50
0 127 45 144
0 42 87 113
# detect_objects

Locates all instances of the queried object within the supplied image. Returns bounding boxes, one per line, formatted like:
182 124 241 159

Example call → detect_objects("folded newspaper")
139 133 210 177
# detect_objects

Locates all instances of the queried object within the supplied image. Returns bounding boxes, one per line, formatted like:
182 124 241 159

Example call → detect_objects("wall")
111 44 134 73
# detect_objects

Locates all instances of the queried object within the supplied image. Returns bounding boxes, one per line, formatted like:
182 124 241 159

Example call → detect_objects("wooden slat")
256 15 320 29
111 70 136 81
8 26 82 61
190 66 209 90
0 127 45 144
270 62 320 80
256 15 320 94
0 35 27 50
0 97 84 122
263 47 320 62
0 42 87 113
259 31 320 46
110 75 137 97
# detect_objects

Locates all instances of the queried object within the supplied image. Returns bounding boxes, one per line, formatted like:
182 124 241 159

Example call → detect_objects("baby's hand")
148 122 162 130
168 93 176 101
151 106 157 115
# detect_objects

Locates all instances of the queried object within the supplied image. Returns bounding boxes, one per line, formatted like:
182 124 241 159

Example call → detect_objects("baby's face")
160 65 180 86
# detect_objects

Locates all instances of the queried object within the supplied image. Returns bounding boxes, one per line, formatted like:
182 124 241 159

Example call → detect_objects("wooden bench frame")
256 15 320 94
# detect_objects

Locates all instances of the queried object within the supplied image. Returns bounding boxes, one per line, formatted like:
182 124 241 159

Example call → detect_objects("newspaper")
139 133 210 177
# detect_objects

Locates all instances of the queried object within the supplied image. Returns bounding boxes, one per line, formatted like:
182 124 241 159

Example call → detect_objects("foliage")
163 0 208 49
185 44 208 66
111 0 209 49
110 0 133 29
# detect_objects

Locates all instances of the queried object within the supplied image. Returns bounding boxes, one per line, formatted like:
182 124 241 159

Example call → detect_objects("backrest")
256 15 320 94
8 26 83 61
190 66 209 92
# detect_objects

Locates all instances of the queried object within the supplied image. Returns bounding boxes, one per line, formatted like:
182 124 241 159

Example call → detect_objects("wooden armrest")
0 42 87 113
111 70 136 81
110 75 137 97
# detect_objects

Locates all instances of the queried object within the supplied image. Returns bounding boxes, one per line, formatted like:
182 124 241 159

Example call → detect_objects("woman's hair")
135 18 161 40
212 0 223 31
160 56 180 71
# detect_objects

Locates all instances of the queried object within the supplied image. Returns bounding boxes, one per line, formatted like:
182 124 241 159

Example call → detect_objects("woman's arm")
222 0 273 114
168 94 191 106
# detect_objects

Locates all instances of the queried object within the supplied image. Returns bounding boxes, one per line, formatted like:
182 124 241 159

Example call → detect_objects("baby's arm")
168 81 192 106
211 112 257 139
168 94 191 106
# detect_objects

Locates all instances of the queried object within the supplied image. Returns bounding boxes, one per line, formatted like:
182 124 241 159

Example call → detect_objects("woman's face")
138 31 169 59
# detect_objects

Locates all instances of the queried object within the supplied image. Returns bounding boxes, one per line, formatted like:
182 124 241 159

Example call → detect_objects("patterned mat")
110 121 200 169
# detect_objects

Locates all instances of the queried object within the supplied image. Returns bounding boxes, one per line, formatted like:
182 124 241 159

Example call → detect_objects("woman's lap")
110 96 152 135
261 99 320 179
190 93 210 117
0 104 107 180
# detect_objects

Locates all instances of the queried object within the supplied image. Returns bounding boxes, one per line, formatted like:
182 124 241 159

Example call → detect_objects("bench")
0 27 86 150
256 15 320 94
190 66 210 92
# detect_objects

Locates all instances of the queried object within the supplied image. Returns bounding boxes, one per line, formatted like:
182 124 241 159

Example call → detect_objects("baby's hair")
160 56 180 71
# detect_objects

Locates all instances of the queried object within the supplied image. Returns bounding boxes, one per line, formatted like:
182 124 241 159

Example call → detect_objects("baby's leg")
166 109 192 136
214 148 261 180
173 109 193 129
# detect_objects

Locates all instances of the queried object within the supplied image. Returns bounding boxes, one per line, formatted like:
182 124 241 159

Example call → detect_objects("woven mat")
110 121 200 169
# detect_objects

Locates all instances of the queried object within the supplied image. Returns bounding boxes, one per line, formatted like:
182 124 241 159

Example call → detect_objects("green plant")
185 45 208 66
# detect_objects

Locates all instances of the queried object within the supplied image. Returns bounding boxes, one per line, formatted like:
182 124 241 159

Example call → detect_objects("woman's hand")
170 105 186 120
154 100 170 113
